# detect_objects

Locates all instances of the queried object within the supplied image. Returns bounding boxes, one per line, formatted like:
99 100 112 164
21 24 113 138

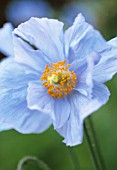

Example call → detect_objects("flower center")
40 60 77 98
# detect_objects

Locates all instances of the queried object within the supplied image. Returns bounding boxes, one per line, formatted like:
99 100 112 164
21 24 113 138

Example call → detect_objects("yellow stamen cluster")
40 60 77 98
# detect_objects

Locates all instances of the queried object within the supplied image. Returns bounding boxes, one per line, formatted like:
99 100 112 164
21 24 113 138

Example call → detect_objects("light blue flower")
0 23 14 57
0 14 117 146
6 0 53 26
0 23 14 131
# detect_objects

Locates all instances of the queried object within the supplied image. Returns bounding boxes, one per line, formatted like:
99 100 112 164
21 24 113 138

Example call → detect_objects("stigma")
40 60 77 98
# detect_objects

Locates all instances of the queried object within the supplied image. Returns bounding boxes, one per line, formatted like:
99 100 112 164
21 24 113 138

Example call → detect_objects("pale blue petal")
0 122 12 131
13 17 65 63
70 59 89 96
13 36 50 75
27 81 55 120
27 81 70 128
56 96 83 146
13 107 52 134
57 83 110 146
65 13 107 63
0 58 38 89
72 53 101 97
73 83 110 120
0 23 14 56
53 98 70 128
108 37 117 47
0 58 52 133
69 58 87 75
93 38 117 83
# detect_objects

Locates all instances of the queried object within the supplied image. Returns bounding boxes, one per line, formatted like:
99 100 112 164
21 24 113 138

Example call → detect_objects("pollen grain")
40 60 77 98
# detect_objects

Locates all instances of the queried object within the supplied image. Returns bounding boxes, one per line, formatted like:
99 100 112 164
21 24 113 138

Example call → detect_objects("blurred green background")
0 0 117 170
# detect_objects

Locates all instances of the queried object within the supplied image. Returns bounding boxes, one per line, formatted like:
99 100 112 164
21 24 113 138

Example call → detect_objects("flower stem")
68 147 80 170
17 156 51 170
84 116 106 170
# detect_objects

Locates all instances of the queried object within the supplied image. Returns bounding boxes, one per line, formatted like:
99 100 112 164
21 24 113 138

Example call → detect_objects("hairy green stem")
17 156 51 170
84 116 106 170
68 147 80 170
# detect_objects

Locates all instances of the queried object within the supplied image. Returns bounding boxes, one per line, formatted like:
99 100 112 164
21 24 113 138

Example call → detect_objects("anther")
41 60 77 98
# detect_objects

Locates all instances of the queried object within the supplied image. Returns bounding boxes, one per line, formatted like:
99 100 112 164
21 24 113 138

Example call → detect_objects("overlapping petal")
57 83 110 146
71 52 101 97
93 38 117 83
27 81 55 119
73 83 110 120
13 17 65 64
0 58 52 133
53 98 70 128
65 13 107 63
57 103 83 146
27 81 70 128
13 36 50 75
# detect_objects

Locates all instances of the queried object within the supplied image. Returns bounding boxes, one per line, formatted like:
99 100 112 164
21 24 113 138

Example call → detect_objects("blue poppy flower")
0 14 117 146
0 23 14 57
0 23 14 131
